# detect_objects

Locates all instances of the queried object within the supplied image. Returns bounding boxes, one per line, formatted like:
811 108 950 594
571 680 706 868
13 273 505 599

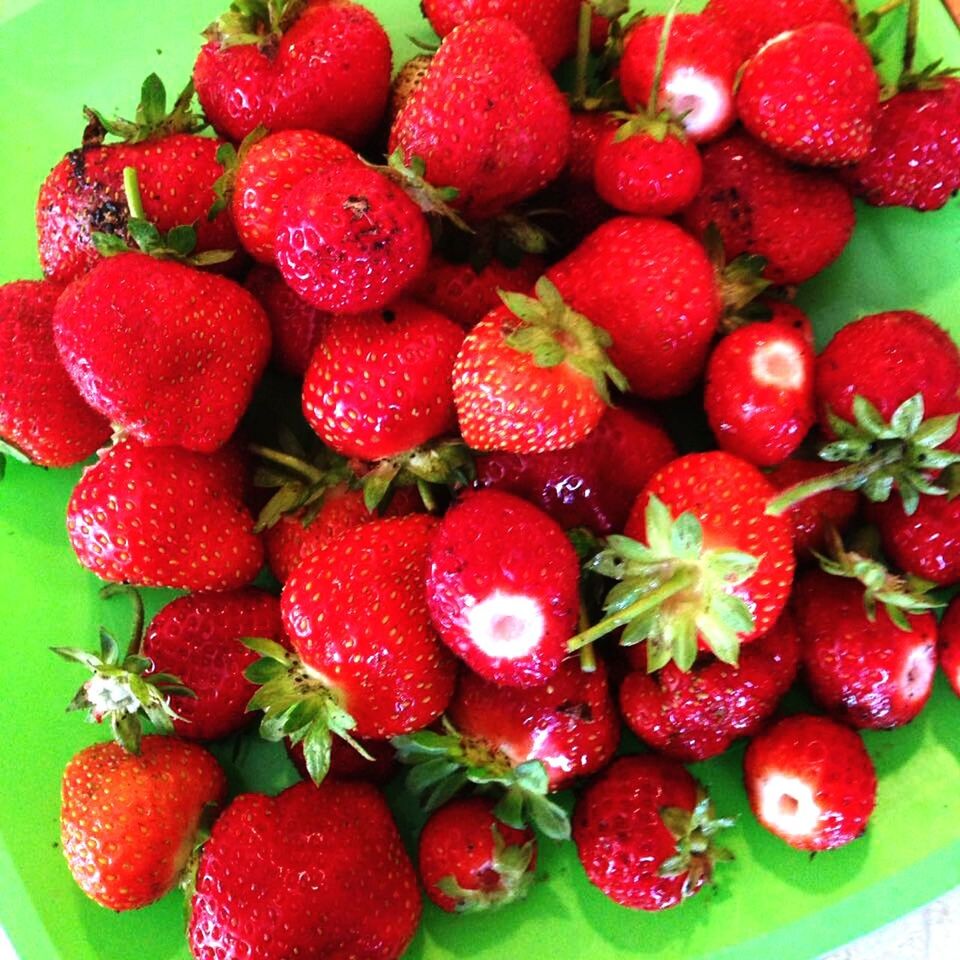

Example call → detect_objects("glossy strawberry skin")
36 134 239 285
67 439 263 591
744 713 877 851
141 589 282 741
705 321 815 466
232 129 359 263
567 112 618 185
447 658 620 792
303 301 463 460
189 780 420 960
938 596 960 698
275 165 431 314
794 571 937 730
53 253 270 453
286 735 397 784
0 280 110 467
282 515 456 739
61 736 226 911
737 24 878 167
683 133 855 284
476 405 676 535
573 754 701 910
547 217 721 398
426 489 580 687
620 612 800 762
389 19 571 219
193 0 392 147
873 495 960 587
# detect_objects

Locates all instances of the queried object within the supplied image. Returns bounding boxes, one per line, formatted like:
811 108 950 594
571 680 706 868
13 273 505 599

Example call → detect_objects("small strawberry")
193 0 392 146
476 405 676 535
66 438 263 591
620 611 800 761
389 19 571 219
452 277 627 453
188 780 420 960
736 23 879 167
61 736 226 910
938 596 960 698
286 735 397 784
744 713 877 851
419 796 537 914
682 133 856 285
573 754 734 910
426 489 580 687
705 321 815 466
0 280 109 469
872 493 960 586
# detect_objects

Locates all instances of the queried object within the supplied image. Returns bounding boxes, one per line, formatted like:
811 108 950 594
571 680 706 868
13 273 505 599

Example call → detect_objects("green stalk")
577 604 597 672
248 444 326 484
646 0 681 118
572 2 594 108
122 167 146 221
904 0 920 73
100 584 145 656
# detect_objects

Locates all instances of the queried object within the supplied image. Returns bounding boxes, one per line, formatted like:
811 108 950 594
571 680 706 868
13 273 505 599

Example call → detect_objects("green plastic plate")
1 1 959 958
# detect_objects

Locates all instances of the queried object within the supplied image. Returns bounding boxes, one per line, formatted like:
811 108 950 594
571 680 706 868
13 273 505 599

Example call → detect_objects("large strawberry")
188 780 420 960
66 439 264 591
0 280 109 469
193 0 392 146
389 19 571 219
61 736 226 910
36 74 238 284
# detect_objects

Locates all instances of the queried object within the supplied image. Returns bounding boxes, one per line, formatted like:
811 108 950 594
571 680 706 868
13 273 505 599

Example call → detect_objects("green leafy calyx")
380 149 472 232
361 439 475 513
203 0 310 48
658 788 735 897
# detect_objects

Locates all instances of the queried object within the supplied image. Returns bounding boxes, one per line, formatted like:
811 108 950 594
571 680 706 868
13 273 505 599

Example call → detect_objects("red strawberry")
620 611 800 762
189 780 420 960
302 301 463 460
873 494 960 586
705 321 815 466
682 133 856 284
573 754 733 910
66 439 263 591
766 300 815 348
286 735 397 784
419 796 537 913
54 252 270 453
737 23 878 167
619 14 740 143
567 112 618 185
61 736 226 910
274 164 432 314
426 489 580 687
421 0 579 69
231 129 359 263
0 280 109 468
389 19 571 219
938 596 960 698
193 0 392 146
141 589 283 741
843 78 960 211
547 217 721 398
744 713 877 851
794 569 938 729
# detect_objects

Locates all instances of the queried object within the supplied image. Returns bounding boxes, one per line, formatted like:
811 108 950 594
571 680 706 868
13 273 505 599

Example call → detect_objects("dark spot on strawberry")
66 148 86 181
382 309 395 324
90 199 127 236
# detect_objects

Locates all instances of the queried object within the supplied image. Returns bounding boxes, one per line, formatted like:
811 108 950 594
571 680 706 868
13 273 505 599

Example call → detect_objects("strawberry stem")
905 0 920 73
572 2 594 108
248 443 327 485
647 0 680 119
577 604 597 672
101 584 146 657
123 167 146 221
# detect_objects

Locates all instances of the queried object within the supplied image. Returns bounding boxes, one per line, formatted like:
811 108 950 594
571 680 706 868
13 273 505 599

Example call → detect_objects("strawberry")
421 0 580 69
286 735 397 784
61 736 226 910
620 611 800 761
619 13 740 143
36 75 238 284
476 405 676 535
53 250 270 453
794 566 938 729
744 713 877 851
193 0 392 147
419 796 537 913
704 321 815 466
573 754 733 910
274 163 432 314
66 438 263 591
0 280 109 469
872 493 960 587
389 19 571 219
452 277 626 453
547 217 721 398
426 489 580 687
570 451 795 669
736 23 879 167
389 54 433 123
188 780 420 960
302 301 464 460
938 596 960 698
245 265 328 376
682 133 856 285
567 112 618 185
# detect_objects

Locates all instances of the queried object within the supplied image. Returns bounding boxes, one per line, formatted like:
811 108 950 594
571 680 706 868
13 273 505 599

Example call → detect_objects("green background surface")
0 1 959 959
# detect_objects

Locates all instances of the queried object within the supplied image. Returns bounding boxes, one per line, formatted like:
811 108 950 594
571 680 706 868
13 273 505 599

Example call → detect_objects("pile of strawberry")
2 0 960 955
